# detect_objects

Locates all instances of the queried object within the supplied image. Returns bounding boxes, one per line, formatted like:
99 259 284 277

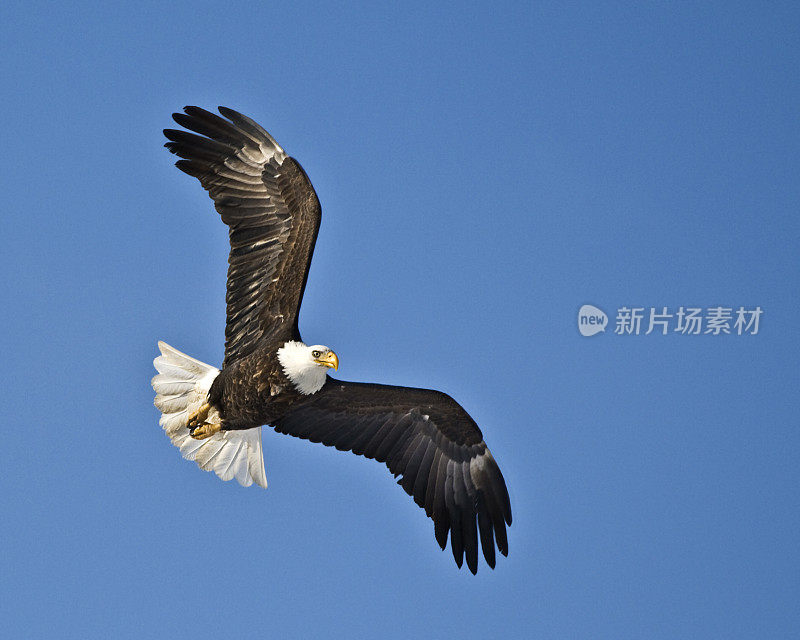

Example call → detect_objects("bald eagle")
152 107 512 573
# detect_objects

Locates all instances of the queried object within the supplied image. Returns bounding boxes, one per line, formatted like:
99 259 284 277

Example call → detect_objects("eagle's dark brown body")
208 346 305 429
162 106 512 574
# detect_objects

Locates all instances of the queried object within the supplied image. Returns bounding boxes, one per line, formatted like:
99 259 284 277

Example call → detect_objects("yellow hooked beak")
315 350 339 371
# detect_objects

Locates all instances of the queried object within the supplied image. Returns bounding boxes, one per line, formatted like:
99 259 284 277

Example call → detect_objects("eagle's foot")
190 422 222 440
187 402 211 430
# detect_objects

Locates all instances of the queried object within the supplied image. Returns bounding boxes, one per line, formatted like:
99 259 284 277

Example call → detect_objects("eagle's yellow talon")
187 402 211 429
190 422 222 440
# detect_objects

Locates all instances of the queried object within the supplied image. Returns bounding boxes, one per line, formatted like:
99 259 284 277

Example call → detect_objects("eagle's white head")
277 341 339 395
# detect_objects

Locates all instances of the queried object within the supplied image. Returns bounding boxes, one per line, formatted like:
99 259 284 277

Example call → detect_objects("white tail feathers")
152 341 267 489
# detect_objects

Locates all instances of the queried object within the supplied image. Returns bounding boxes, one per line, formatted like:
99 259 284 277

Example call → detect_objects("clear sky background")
2 2 798 638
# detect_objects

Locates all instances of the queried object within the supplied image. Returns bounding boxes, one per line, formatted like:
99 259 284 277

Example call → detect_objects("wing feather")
272 379 511 573
432 451 451 550
412 441 437 507
445 462 463 567
476 492 496 569
165 106 321 364
424 448 443 517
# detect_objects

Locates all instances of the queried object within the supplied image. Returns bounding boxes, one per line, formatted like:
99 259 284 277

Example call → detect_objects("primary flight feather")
152 106 512 573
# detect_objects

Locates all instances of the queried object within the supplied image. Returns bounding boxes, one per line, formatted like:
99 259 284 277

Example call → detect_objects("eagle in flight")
152 107 512 573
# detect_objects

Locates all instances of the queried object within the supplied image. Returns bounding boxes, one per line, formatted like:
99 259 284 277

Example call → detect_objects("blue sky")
2 1 799 638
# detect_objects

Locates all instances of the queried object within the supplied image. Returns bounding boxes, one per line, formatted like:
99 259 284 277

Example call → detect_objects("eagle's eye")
311 350 321 358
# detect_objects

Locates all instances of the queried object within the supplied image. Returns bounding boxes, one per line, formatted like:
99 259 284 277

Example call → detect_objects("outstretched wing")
272 380 512 573
164 106 321 365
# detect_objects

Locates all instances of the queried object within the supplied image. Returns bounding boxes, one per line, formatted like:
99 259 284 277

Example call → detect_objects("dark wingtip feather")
450 521 464 568
500 477 512 526
477 496 496 569
217 105 280 146
495 523 508 557
463 517 479 575
184 105 212 117
172 112 192 129
487 452 513 526
174 159 204 178
449 509 464 568
434 519 449 550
